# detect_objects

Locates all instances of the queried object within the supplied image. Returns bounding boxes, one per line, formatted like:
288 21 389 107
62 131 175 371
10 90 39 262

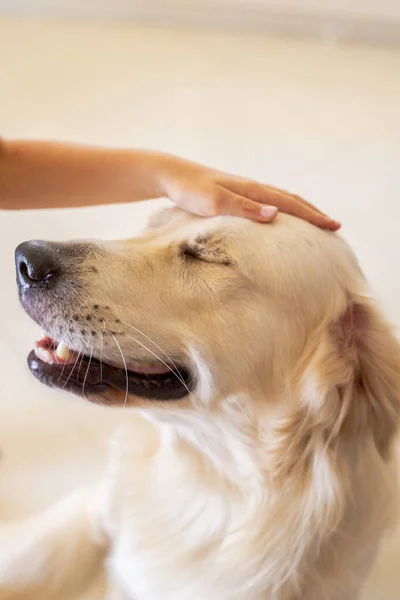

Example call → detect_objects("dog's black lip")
27 350 193 401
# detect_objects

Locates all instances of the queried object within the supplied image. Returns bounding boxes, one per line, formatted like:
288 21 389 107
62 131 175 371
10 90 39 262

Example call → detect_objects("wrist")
149 152 178 199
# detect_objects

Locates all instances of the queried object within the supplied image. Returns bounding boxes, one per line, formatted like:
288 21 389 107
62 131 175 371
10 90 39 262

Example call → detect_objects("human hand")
0 138 339 230
159 157 340 230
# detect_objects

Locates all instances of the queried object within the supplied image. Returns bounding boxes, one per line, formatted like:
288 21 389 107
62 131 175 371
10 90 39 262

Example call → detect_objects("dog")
1 207 399 600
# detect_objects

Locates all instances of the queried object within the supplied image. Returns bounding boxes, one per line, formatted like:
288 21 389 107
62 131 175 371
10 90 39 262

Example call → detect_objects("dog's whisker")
77 342 88 380
111 334 129 407
113 304 187 387
121 321 187 387
122 329 188 387
57 348 70 383
82 346 93 400
62 344 85 390
99 323 105 385
123 333 196 403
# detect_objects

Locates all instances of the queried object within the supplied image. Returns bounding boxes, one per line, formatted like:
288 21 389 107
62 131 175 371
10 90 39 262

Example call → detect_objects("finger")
267 186 328 217
267 187 327 217
269 195 340 230
224 179 327 217
225 178 327 218
264 191 340 230
215 186 278 222
218 178 340 230
266 185 334 226
217 177 300 208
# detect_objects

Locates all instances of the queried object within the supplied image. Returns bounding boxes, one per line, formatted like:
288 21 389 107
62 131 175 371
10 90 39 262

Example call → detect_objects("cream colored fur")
1 209 399 600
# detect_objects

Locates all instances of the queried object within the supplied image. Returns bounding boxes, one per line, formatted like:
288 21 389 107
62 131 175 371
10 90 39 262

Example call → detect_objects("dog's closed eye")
180 243 204 261
180 239 233 267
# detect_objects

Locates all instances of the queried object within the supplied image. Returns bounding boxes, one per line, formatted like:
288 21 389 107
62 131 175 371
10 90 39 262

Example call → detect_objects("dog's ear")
305 295 400 458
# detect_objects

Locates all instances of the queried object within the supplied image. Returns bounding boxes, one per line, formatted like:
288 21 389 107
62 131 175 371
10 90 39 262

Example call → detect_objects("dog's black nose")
15 241 61 288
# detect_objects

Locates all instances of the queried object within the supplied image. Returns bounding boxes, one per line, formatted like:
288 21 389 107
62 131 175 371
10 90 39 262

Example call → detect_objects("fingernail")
260 205 278 219
330 219 341 228
326 215 340 224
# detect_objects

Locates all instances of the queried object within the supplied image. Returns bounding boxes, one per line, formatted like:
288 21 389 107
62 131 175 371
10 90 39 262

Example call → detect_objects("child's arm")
0 138 339 229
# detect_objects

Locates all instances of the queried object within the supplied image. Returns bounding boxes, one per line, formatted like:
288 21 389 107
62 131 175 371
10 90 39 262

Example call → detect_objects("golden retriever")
1 207 400 600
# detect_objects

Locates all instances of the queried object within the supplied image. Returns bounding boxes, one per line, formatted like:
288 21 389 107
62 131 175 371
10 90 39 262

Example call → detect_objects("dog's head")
15 208 400 453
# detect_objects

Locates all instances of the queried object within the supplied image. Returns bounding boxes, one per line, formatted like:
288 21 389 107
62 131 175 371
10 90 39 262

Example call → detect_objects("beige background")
1 1 400 45
0 15 399 598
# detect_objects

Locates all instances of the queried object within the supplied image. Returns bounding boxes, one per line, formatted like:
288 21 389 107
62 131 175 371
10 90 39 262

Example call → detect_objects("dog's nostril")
18 258 55 282
18 260 29 281
19 261 55 281
15 241 61 288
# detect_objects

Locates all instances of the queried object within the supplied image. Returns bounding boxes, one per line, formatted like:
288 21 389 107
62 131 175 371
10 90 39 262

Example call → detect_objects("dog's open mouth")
28 335 193 400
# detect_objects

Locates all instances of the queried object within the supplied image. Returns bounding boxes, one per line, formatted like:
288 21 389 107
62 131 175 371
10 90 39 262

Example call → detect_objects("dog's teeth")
36 347 54 364
56 342 69 360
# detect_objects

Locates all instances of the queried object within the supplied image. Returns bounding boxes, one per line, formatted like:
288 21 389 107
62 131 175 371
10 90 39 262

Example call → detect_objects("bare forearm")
0 137 339 229
0 138 170 209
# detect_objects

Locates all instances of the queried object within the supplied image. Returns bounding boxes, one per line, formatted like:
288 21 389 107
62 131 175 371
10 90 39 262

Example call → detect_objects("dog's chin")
27 337 194 405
